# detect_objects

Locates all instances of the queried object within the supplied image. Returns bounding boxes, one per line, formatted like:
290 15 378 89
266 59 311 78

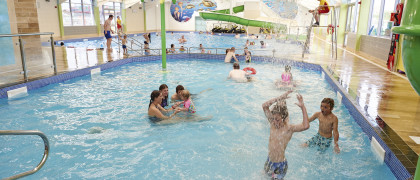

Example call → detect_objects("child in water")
176 90 196 113
244 47 252 63
276 65 294 88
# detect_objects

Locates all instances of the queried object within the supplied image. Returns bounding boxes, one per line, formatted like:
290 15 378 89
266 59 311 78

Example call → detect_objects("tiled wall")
13 0 39 34
64 26 98 36
359 35 391 62
346 32 357 51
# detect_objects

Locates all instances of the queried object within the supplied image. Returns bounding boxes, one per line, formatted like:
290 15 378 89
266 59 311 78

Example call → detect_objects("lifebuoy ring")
243 67 256 75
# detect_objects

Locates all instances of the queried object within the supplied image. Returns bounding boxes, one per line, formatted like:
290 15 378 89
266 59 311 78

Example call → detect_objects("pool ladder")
0 130 49 180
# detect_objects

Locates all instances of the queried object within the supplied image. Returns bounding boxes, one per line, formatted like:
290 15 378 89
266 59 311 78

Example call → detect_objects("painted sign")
263 0 298 19
170 0 217 22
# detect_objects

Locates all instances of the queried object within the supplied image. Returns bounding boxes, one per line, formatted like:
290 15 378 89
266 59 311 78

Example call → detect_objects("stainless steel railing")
0 32 57 82
0 130 49 180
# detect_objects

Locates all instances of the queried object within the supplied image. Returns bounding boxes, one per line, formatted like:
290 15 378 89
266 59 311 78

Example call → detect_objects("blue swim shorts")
306 132 332 152
122 45 127 49
104 31 112 39
264 157 288 180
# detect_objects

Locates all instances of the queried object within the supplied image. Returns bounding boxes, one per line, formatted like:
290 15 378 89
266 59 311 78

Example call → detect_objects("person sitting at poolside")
309 0 330 26
170 44 176 53
144 41 150 55
178 35 187 44
174 90 196 114
228 63 250 82
148 90 181 120
302 98 340 153
262 90 309 180
171 85 185 102
179 46 186 52
224 47 239 63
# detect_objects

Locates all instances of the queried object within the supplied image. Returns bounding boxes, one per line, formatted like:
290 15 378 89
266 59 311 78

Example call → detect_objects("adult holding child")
148 90 180 120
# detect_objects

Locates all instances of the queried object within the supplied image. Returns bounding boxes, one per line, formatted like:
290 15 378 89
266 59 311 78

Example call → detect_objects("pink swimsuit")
281 73 291 83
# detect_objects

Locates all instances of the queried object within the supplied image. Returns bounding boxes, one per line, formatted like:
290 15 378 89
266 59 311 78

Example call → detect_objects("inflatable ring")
243 67 257 75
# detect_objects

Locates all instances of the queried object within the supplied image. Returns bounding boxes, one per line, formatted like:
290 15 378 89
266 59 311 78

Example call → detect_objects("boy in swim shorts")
302 98 340 153
262 90 309 179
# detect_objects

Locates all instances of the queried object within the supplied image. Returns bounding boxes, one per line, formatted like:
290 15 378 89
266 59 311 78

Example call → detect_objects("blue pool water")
0 59 396 179
64 32 303 57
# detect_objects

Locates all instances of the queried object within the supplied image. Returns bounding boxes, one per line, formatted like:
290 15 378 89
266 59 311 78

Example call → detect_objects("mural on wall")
263 0 298 19
0 0 15 66
170 0 217 22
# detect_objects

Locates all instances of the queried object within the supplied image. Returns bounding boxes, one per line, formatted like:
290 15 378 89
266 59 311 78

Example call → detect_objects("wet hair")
231 47 235 50
285 65 291 72
149 90 161 109
181 90 190 99
271 99 289 121
321 98 335 109
176 85 184 93
233 62 240 69
60 42 64 46
109 15 113 18
159 84 168 98
171 44 174 48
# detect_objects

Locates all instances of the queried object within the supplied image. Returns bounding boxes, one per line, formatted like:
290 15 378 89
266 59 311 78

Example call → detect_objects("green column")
415 155 420 180
160 0 167 69
93 0 101 35
355 0 371 50
337 4 348 46
57 0 64 37
393 0 420 96
122 1 126 33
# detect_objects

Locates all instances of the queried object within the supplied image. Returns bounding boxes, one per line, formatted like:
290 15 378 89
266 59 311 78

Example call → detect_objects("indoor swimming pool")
62 32 304 57
0 58 396 179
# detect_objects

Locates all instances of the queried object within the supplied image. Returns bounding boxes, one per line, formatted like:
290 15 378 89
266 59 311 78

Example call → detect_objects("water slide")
199 5 286 30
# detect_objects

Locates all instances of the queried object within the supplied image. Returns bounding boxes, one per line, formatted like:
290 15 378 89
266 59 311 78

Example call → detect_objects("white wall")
36 0 61 37
126 3 144 32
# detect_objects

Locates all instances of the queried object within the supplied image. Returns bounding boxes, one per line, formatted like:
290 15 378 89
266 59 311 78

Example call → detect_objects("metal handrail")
0 32 54 38
0 130 49 180
0 32 57 82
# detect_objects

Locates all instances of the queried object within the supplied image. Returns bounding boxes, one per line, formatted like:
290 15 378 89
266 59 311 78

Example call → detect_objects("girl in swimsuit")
175 90 196 113
276 65 294 88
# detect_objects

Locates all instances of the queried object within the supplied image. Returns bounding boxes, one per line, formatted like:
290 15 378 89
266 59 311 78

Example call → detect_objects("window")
380 1 396 36
369 0 381 36
100 2 122 31
61 0 95 26
345 0 359 33
368 0 400 37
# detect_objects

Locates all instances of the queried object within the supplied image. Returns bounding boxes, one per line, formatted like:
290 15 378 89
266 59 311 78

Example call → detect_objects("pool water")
65 32 303 57
0 59 395 179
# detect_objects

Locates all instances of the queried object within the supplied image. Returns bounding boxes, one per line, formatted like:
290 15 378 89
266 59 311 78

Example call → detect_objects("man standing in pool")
302 98 340 153
262 90 309 180
104 15 114 51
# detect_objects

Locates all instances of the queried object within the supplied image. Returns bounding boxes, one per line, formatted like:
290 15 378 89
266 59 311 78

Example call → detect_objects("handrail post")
50 35 57 75
18 36 28 82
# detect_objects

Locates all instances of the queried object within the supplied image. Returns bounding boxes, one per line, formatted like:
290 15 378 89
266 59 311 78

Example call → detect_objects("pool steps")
7 86 27 98
90 68 101 75
371 136 386 163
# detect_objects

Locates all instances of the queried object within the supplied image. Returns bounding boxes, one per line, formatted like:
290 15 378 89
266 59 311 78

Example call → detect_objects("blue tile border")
0 54 410 179
321 66 411 180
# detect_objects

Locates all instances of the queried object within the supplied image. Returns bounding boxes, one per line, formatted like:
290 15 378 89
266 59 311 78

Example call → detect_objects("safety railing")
188 47 276 57
0 32 57 84
0 130 49 180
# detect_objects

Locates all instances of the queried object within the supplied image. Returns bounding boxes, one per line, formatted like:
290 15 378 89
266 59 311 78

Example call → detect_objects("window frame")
367 0 400 37
62 0 94 26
